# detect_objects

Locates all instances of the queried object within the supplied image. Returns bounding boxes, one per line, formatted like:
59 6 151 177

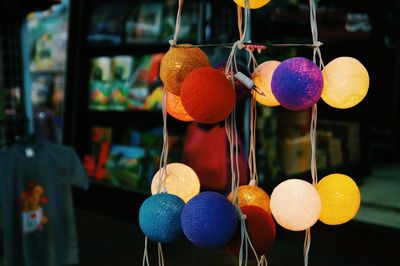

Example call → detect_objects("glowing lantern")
160 46 210 95
234 0 271 9
321 57 369 109
271 57 323 111
252 60 281 107
151 163 200 203
181 191 238 248
226 205 276 258
180 67 236 124
139 193 185 243
166 91 194 122
227 185 270 213
270 179 321 231
317 173 361 225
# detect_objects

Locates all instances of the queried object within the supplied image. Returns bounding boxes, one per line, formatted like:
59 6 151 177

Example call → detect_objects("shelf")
85 42 170 56
30 68 65 75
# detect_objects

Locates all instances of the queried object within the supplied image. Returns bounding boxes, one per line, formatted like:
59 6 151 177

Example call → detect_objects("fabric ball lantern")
252 60 281 107
234 0 271 9
271 57 323 111
160 46 210 95
181 67 236 124
270 179 321 231
139 193 185 243
317 173 361 225
181 191 238 248
321 57 369 109
166 91 194 122
151 163 200 203
227 185 270 213
226 205 276 258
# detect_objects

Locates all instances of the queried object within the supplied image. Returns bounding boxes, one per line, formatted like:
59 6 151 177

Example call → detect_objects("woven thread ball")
322 57 369 109
160 46 210 95
227 185 270 213
226 205 276 258
317 173 361 225
271 57 323 111
151 163 200 203
181 67 236 124
234 0 271 9
253 60 281 107
270 179 321 231
166 91 194 122
139 193 185 243
181 191 238 248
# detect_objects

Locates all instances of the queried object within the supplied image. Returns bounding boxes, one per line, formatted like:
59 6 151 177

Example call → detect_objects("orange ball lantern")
166 90 193 122
160 46 210 95
227 185 270 213
226 205 276 258
180 67 236 124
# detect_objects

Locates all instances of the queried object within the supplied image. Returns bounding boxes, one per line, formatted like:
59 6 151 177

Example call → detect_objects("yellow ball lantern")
270 179 321 231
160 46 210 95
234 0 271 9
227 185 270 213
252 60 280 107
317 173 361 225
151 163 200 203
321 57 369 109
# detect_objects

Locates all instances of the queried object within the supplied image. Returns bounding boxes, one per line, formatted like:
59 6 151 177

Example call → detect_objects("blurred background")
0 0 399 265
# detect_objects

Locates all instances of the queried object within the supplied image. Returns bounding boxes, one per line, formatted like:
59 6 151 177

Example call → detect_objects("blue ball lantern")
139 193 185 243
271 57 323 111
181 191 238 248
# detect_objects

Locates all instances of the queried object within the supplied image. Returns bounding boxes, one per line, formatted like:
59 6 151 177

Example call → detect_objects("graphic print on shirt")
17 181 49 233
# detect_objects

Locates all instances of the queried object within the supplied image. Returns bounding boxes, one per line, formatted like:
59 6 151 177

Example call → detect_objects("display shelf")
30 68 65 75
85 43 170 57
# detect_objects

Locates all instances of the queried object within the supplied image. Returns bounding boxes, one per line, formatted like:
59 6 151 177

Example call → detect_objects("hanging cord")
248 91 259 185
157 243 165 266
142 237 150 266
304 1 325 266
258 255 268 266
169 0 184 46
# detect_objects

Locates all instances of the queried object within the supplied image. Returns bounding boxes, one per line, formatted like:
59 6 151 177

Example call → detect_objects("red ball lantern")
180 67 236 124
226 205 276 259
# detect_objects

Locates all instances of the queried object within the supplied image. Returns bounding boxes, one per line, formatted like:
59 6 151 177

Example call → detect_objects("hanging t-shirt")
0 139 89 266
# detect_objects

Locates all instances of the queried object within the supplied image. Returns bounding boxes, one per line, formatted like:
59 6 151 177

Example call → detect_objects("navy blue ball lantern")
271 57 323 111
181 191 238 248
139 193 185 243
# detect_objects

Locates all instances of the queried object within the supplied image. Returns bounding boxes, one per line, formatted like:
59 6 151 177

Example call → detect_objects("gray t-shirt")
0 140 89 266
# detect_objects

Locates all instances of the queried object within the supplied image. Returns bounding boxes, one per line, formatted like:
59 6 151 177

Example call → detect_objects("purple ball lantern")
271 57 323 111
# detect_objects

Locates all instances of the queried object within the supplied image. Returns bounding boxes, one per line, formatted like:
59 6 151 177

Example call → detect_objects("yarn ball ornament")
226 206 276 258
151 163 200 203
234 0 271 9
160 46 210 95
252 60 281 107
180 67 236 124
271 57 323 111
317 173 361 225
270 179 321 231
139 193 185 243
181 191 238 248
166 90 194 122
321 57 369 109
227 185 270 213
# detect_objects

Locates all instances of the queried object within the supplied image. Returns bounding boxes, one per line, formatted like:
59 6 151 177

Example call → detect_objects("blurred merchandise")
88 54 163 111
280 135 311 176
87 1 129 44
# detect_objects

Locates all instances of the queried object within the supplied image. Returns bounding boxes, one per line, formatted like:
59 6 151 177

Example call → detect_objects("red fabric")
226 205 276 259
182 123 248 191
180 67 235 124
